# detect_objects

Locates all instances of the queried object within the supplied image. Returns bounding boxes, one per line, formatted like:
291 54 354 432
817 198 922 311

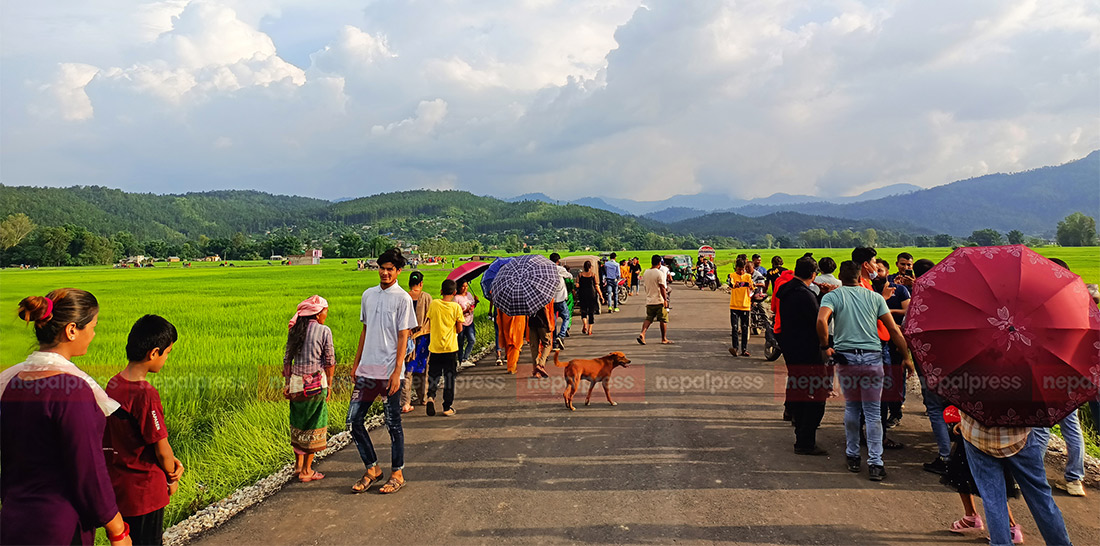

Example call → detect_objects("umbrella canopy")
904 245 1100 426
489 254 560 317
447 261 490 286
481 257 513 298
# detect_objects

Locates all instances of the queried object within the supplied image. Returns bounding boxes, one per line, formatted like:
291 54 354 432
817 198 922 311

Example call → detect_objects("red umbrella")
447 261 490 286
904 245 1100 426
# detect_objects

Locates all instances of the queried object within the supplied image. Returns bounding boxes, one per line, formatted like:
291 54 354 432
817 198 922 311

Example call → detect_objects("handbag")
302 370 325 397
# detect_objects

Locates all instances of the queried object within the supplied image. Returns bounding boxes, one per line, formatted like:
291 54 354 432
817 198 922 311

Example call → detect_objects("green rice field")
0 246 1096 529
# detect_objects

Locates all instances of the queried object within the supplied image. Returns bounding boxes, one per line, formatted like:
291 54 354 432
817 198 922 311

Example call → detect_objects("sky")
2 0 1097 202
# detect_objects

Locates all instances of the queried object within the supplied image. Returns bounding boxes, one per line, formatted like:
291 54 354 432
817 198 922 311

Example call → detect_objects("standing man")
638 254 672 345
658 257 672 309
817 260 912 482
727 256 753 357
778 256 831 455
910 258 954 475
549 253 571 350
348 247 417 495
752 254 767 279
604 252 621 312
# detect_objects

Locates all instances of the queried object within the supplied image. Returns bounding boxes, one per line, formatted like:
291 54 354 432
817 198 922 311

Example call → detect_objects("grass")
1 245 1096 530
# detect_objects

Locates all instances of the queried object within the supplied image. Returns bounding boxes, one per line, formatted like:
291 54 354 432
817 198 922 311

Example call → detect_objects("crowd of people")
767 247 1099 545
2 245 1097 546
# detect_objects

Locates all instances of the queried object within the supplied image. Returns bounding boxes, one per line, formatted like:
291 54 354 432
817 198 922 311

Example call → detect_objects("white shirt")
658 265 671 288
554 264 570 303
357 283 417 379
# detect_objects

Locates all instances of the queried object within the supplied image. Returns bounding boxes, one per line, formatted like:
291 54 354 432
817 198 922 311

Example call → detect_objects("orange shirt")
860 277 891 341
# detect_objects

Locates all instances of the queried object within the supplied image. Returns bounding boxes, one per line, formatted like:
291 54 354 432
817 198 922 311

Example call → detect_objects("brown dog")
553 351 631 411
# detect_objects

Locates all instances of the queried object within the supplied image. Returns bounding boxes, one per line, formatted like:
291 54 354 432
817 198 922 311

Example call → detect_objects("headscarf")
289 295 328 329
0 351 121 416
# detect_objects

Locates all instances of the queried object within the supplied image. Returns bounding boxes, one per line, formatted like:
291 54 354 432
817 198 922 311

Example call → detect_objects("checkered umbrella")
489 254 560 317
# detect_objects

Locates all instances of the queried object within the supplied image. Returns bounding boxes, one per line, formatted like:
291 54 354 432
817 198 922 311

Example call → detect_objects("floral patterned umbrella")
904 245 1100 426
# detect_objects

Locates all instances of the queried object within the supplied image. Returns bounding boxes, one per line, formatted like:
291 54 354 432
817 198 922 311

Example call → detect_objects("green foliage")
0 213 35 250
1056 212 1099 247
969 228 1004 246
1007 230 1025 245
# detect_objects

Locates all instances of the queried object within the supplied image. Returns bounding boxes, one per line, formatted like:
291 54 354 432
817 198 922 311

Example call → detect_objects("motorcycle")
694 267 718 291
750 294 781 361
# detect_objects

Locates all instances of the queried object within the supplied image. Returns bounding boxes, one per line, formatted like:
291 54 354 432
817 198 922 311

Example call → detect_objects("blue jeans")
1032 411 1085 482
347 376 404 470
916 362 952 458
964 430 1072 546
604 279 619 309
554 300 569 339
457 322 476 362
836 349 884 466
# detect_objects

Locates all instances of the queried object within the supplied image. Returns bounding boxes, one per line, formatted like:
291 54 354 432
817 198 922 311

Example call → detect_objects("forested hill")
667 210 929 242
0 185 331 240
730 151 1100 235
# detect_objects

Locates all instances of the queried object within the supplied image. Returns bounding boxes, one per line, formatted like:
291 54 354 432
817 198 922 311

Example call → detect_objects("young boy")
426 279 464 416
104 314 184 546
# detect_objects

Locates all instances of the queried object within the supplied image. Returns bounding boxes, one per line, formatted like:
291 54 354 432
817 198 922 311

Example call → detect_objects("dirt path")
193 287 1100 545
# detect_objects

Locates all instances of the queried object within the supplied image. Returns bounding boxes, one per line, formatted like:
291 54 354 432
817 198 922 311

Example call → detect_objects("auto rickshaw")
661 254 694 284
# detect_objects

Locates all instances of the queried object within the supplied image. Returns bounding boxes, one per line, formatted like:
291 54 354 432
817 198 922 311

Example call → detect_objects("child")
104 315 185 546
426 279 464 416
941 406 1023 544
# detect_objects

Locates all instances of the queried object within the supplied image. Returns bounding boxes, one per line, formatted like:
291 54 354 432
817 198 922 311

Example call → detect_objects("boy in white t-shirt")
349 248 417 495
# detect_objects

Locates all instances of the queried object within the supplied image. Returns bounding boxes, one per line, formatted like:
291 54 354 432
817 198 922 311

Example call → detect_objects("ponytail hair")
17 288 99 346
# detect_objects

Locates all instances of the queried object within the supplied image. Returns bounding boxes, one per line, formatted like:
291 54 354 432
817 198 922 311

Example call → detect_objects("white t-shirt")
643 268 667 305
554 265 570 303
658 265 671 290
357 283 417 379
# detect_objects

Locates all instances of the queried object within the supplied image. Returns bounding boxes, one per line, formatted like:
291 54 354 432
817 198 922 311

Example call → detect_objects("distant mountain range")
509 152 1099 235
507 183 922 217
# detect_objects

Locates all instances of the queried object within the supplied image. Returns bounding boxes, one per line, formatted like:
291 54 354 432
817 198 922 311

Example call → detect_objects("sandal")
949 514 984 534
351 471 382 494
636 336 646 345
299 471 325 483
379 475 406 494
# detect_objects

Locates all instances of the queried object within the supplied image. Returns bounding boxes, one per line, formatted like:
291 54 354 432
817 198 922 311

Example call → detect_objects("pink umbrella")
447 261 490 286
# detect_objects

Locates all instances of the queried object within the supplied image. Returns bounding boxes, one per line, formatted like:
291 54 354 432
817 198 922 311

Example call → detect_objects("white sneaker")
460 360 475 368
1066 480 1087 497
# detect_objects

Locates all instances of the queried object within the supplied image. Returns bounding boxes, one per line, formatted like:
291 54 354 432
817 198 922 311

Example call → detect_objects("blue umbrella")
481 257 513 298
490 254 560 317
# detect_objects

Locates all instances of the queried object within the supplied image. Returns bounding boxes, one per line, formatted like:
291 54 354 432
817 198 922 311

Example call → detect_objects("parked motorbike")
694 268 718 291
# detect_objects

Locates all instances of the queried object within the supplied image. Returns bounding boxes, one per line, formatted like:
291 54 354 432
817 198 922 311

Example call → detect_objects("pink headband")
42 297 54 321
289 295 328 329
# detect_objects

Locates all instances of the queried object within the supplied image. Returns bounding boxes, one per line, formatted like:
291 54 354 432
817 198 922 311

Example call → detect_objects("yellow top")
427 300 464 353
729 272 753 311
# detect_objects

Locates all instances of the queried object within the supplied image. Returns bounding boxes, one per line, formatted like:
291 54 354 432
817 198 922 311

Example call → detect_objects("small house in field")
123 255 146 265
203 255 221 262
288 249 322 266
269 254 284 261
167 256 181 263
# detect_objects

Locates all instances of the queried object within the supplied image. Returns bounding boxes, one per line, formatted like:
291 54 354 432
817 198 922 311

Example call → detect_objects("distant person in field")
638 255 671 345
349 248 416 495
105 315 186 545
401 272 432 413
425 279 463 417
281 296 335 483
454 281 479 369
1 289 131 546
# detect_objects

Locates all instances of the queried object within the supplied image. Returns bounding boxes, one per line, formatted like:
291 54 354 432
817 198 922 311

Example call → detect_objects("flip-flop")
662 340 675 344
636 336 646 345
300 471 325 483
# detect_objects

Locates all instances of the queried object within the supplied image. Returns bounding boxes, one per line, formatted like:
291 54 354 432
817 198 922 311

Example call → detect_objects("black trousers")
789 401 826 450
123 507 165 546
729 309 749 351
427 351 458 410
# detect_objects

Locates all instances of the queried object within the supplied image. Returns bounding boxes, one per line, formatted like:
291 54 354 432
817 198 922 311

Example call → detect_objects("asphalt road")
194 286 1100 545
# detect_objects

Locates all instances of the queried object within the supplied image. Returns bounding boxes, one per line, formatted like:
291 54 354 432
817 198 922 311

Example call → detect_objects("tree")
1056 212 1098 247
503 234 521 253
364 235 393 257
861 228 878 248
112 231 143 257
969 228 1003 247
776 235 793 249
933 234 954 247
0 214 35 250
78 233 117 265
1006 230 1025 245
338 232 364 258
914 235 933 247
40 226 73 266
762 234 775 249
145 240 170 259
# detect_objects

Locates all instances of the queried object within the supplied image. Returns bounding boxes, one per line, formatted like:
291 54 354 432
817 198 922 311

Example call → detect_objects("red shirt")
103 374 170 517
771 270 796 333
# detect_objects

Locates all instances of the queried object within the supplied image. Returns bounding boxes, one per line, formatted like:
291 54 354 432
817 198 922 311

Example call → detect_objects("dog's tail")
553 351 568 367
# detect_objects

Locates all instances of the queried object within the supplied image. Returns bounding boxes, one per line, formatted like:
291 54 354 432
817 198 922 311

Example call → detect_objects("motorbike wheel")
619 289 629 303
764 338 782 361
709 280 718 291
683 272 694 286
